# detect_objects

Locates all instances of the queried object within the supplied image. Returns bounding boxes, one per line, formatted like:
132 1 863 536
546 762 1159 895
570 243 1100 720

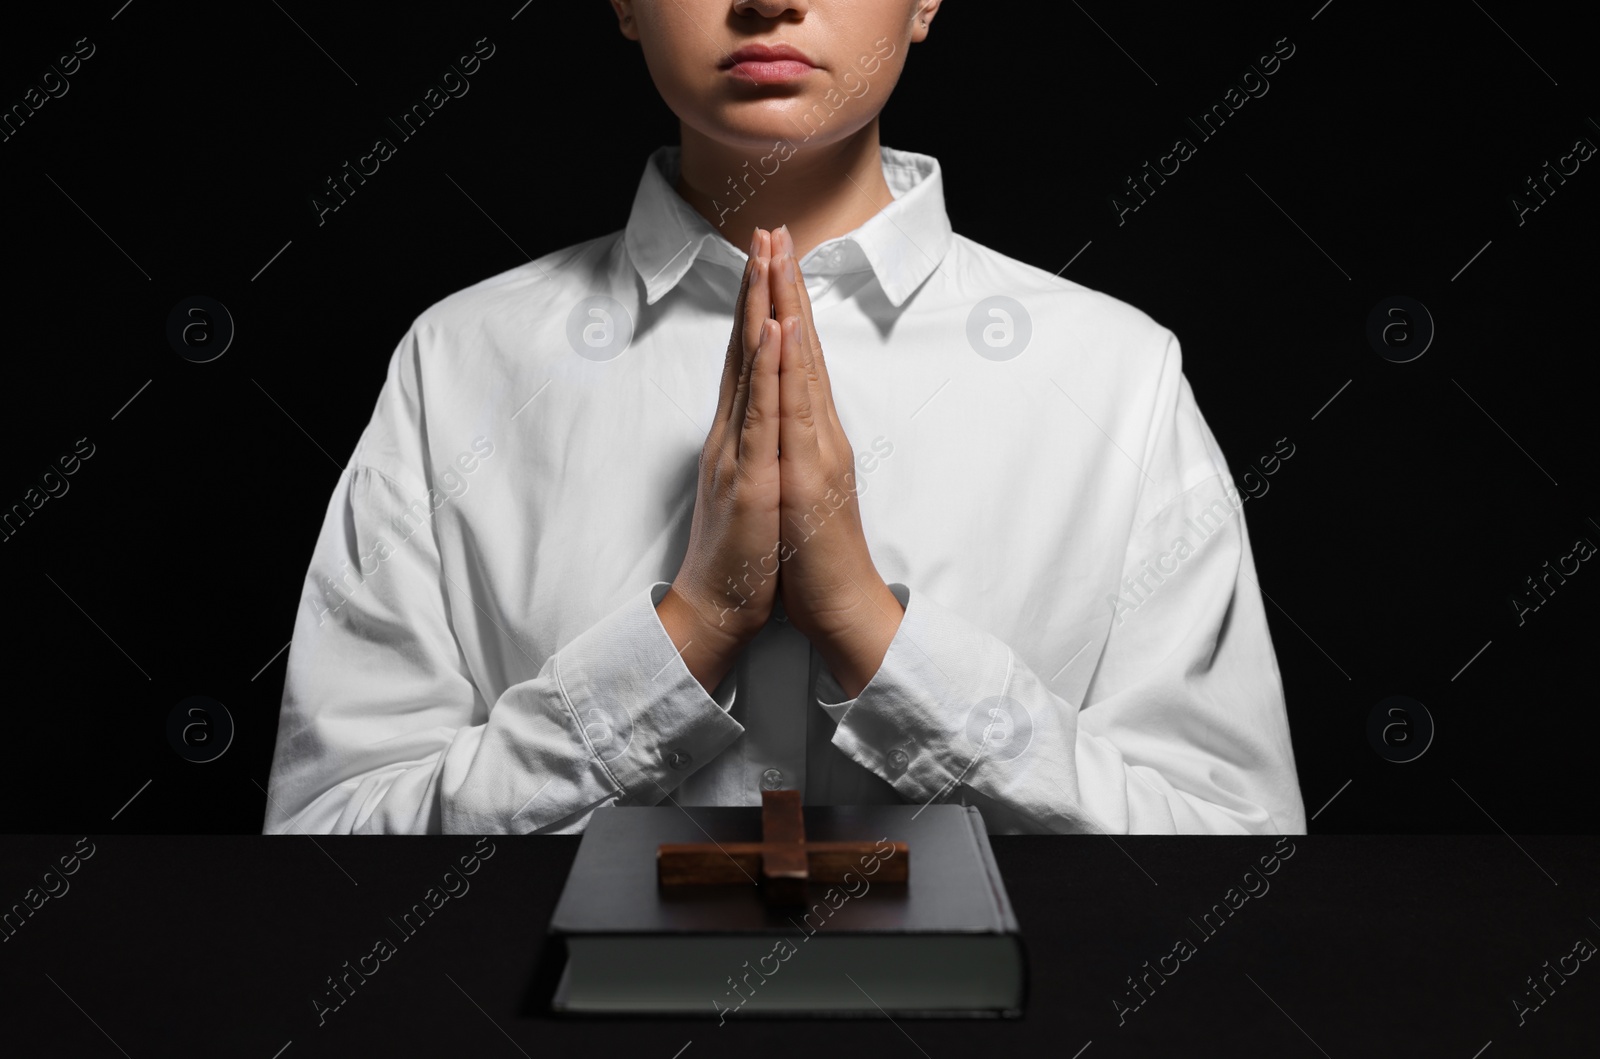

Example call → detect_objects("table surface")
1 834 1594 1056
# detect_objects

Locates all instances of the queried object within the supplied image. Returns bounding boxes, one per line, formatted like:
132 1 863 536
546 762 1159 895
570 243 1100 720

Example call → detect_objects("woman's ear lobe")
611 0 641 41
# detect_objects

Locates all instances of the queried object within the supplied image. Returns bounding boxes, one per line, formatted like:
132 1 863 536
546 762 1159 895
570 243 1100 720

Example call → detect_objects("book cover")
547 802 1027 1017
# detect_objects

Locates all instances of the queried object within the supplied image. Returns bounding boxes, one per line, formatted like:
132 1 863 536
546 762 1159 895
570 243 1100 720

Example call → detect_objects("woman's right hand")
656 228 781 690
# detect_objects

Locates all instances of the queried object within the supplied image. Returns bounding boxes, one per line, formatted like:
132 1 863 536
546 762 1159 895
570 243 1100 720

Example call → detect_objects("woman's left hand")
768 225 903 698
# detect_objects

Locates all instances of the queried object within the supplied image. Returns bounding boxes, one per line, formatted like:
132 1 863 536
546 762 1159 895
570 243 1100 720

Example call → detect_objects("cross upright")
656 789 909 905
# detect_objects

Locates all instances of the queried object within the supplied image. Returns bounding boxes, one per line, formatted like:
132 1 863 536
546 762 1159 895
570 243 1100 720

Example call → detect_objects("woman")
263 0 1306 835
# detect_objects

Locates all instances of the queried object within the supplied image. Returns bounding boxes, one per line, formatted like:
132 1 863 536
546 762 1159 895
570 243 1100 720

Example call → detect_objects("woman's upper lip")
720 43 815 68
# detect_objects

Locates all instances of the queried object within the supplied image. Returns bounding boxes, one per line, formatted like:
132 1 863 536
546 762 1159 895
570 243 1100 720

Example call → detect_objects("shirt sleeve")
816 331 1306 835
262 459 745 835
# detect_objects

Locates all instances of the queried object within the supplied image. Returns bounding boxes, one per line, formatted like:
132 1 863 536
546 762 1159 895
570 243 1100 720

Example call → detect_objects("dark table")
1 834 1594 1056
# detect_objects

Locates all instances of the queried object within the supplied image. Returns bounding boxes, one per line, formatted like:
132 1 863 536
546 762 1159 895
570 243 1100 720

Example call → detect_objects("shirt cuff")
821 583 1013 801
553 580 745 804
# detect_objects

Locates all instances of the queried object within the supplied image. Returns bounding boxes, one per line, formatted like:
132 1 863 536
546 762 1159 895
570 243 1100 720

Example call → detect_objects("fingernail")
749 228 760 257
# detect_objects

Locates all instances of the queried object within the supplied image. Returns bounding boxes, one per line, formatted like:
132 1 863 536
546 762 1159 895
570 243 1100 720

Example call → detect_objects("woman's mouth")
720 43 816 84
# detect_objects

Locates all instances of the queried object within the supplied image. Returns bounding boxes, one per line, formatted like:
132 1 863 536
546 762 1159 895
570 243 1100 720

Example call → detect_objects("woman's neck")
673 119 894 261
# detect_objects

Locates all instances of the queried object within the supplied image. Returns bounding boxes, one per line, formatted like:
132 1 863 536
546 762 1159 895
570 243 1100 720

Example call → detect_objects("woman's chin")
696 105 856 150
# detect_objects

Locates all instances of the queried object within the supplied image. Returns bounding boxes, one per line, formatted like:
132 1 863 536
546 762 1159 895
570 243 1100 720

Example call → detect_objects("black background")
0 1 1595 834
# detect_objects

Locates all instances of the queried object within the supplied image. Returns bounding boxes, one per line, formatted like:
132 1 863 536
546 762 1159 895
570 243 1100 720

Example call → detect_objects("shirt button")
887 748 910 773
667 749 693 770
761 767 784 790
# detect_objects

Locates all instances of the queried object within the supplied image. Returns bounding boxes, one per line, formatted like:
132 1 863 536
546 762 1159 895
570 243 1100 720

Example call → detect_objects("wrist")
656 583 753 693
808 579 903 700
663 579 763 649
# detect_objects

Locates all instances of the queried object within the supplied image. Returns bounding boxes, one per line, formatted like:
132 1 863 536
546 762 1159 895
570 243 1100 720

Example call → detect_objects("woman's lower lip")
725 60 815 83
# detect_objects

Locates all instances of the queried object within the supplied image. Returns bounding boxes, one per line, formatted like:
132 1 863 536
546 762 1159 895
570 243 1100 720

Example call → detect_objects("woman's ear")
912 0 943 43
610 0 641 42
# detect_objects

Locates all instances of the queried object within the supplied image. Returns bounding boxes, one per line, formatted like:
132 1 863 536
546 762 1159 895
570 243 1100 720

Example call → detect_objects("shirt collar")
623 144 954 308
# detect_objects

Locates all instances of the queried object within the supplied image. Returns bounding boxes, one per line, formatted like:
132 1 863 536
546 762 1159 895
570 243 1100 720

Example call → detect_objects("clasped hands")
657 226 903 700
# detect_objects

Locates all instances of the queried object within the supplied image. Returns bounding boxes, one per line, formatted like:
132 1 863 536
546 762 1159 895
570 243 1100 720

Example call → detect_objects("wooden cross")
657 789 909 905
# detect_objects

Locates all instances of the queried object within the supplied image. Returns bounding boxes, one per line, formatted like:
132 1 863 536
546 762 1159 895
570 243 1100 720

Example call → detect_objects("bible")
547 799 1025 1017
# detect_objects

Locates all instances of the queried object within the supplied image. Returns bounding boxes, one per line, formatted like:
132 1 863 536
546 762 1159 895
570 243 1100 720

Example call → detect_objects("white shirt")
263 145 1306 836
